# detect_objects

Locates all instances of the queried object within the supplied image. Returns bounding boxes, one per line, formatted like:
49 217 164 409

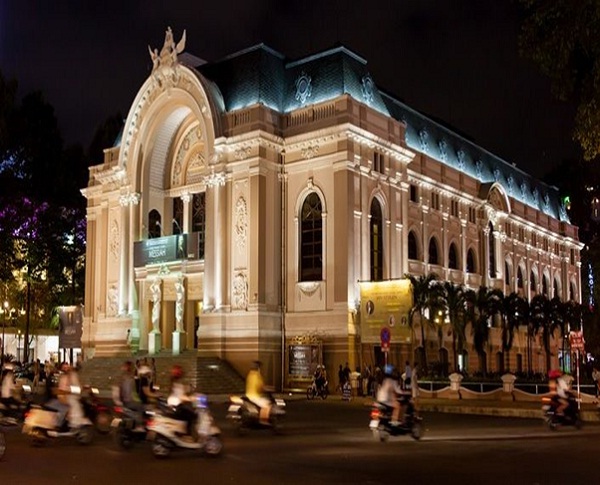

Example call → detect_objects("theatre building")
82 29 582 388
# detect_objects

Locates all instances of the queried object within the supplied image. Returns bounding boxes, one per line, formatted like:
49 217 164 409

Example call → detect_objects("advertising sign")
58 305 83 349
133 234 189 267
569 330 585 351
288 344 320 377
359 279 413 344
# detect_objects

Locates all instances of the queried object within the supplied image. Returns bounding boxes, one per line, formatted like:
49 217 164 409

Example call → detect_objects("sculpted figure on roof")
147 27 187 87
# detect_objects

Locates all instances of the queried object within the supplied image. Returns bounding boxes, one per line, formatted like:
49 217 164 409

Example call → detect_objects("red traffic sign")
569 330 585 351
381 327 391 351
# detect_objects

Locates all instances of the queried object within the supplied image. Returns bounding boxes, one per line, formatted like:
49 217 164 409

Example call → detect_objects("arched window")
530 270 537 293
542 275 550 297
148 209 162 239
172 197 183 235
554 278 560 299
488 222 496 278
300 192 323 282
370 198 383 281
466 248 476 273
428 237 439 265
570 282 577 301
505 262 511 285
448 243 458 270
517 267 524 289
408 231 419 260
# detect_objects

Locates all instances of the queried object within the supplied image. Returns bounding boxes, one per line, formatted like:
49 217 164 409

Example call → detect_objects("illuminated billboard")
359 279 413 344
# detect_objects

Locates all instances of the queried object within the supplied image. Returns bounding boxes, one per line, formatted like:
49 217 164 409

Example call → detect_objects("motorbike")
227 393 286 434
81 386 112 434
542 393 582 430
0 384 33 425
146 394 223 459
22 385 95 446
306 379 329 400
111 404 150 450
369 395 423 441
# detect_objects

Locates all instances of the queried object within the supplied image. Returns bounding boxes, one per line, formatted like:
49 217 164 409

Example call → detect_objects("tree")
471 286 502 375
440 282 468 373
407 273 442 371
518 0 600 159
499 292 525 373
530 294 557 374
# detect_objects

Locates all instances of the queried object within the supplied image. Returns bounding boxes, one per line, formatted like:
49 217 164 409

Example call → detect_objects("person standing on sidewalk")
592 367 600 402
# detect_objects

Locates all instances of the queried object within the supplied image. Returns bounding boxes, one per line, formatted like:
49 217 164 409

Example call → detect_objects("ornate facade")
82 29 582 386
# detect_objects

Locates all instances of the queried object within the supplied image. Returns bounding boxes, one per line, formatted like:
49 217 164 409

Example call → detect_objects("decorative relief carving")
109 219 120 261
419 129 429 153
301 144 320 159
457 150 466 171
475 160 483 180
520 182 528 200
295 72 312 105
148 27 186 90
235 145 252 160
107 284 118 317
173 124 204 185
361 74 375 104
532 187 539 205
507 175 515 195
203 168 226 187
297 281 323 301
543 193 550 212
232 272 248 310
234 197 248 253
493 168 501 182
438 139 448 162
489 188 503 211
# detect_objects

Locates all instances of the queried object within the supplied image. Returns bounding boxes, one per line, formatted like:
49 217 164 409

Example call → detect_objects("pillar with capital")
172 275 186 355
149 277 162 354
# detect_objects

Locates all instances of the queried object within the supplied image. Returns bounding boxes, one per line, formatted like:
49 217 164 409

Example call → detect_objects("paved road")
2 399 598 485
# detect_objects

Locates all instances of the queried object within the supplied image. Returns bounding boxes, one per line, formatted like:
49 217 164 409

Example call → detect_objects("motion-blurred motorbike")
0 384 33 425
111 404 150 450
22 385 94 446
542 393 581 430
306 379 329 400
146 394 222 458
369 395 423 441
81 386 112 434
227 392 286 434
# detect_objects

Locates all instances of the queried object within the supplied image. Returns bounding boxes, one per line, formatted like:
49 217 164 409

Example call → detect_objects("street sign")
569 330 585 351
380 327 391 352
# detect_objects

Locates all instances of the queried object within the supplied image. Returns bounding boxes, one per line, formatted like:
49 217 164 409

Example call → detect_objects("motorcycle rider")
1 363 20 414
117 360 145 430
46 362 75 429
167 364 196 441
554 371 573 417
376 364 404 425
313 365 326 394
136 365 159 405
246 360 271 425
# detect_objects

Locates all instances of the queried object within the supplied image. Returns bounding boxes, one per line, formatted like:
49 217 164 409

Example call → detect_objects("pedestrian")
592 367 600 401
32 358 41 390
403 360 412 390
343 362 351 384
362 364 371 396
337 365 345 393
411 362 420 402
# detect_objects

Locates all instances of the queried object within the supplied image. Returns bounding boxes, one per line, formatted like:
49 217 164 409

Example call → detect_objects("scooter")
227 393 286 434
81 386 112 435
111 404 150 450
0 384 33 426
22 386 94 446
542 393 582 430
146 394 222 459
369 396 423 441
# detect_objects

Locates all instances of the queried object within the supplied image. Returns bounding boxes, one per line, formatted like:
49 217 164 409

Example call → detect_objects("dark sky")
0 0 580 179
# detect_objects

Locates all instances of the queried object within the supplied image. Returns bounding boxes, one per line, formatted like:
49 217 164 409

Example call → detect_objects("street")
1 398 598 485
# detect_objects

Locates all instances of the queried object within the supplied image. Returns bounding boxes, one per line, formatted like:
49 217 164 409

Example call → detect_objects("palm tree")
471 286 502 376
407 273 441 371
549 297 567 372
440 281 468 373
499 292 525 373
530 294 554 374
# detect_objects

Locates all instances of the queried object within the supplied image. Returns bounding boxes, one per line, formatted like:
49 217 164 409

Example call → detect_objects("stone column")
118 194 131 315
148 277 162 354
127 193 141 351
181 193 192 234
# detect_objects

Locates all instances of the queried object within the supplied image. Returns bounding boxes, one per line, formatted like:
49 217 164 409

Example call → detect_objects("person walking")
592 367 600 402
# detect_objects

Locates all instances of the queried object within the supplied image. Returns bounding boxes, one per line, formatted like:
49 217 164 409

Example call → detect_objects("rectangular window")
519 227 525 242
410 184 418 203
468 207 476 223
555 242 560 256
450 200 459 217
505 222 512 237
570 248 575 265
373 152 385 174
531 232 537 247
543 238 549 252
431 191 440 211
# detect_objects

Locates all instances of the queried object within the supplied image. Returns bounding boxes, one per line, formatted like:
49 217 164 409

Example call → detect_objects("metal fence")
418 380 597 396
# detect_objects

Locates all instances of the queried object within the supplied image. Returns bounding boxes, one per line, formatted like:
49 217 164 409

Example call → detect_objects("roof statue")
148 27 187 88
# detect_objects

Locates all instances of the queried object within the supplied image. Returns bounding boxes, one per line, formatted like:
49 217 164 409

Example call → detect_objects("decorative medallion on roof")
559 202 567 220
532 187 539 206
543 193 551 212
493 168 501 183
419 129 429 153
438 139 448 162
361 74 375 104
507 175 515 195
148 27 187 88
295 72 312 105
457 150 466 171
475 160 483 180
520 182 528 201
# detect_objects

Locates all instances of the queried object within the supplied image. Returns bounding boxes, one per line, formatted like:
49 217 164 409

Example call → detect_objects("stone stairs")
78 352 245 395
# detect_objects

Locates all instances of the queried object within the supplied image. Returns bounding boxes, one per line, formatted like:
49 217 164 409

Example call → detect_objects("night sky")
0 1 579 179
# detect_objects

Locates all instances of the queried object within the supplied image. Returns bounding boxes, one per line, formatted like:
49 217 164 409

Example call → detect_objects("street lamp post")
17 329 22 363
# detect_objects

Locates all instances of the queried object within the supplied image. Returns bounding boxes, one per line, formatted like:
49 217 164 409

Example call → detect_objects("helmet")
138 365 152 376
171 364 184 380
384 364 395 376
548 369 562 380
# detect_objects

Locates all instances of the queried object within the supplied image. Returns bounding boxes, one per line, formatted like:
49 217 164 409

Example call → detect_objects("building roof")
124 42 570 223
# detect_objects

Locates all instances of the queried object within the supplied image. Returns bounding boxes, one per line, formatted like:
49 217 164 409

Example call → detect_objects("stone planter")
449 372 463 399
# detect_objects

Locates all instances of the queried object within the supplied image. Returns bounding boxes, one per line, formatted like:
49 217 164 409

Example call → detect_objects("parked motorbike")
146 394 222 459
542 394 582 430
111 405 149 450
369 396 423 441
81 386 112 434
227 393 286 434
22 386 94 446
306 380 329 400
